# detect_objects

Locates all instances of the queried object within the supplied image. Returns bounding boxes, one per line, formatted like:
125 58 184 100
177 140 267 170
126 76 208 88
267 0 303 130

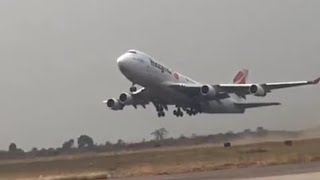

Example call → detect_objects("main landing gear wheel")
173 108 183 117
186 109 197 116
157 111 165 117
155 104 166 118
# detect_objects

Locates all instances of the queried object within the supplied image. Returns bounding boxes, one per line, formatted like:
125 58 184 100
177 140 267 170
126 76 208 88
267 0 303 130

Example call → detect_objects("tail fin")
232 69 249 100
233 69 249 84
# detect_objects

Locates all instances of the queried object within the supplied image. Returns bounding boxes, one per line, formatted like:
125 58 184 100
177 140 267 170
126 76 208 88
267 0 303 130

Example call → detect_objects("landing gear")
157 111 165 117
156 105 164 112
173 106 201 117
186 108 197 116
155 103 166 118
173 107 183 117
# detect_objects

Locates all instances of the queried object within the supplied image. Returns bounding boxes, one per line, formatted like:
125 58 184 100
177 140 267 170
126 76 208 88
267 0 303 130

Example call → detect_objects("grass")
2 138 320 180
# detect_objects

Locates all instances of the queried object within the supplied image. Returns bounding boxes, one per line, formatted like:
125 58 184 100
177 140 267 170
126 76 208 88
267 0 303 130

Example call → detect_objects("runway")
115 161 320 180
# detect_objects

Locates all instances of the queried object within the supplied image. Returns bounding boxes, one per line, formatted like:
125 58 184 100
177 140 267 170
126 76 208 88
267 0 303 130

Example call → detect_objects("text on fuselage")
149 59 172 75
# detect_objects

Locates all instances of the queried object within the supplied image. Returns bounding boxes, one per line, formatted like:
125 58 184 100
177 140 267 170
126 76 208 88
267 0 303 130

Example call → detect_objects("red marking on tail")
173 72 180 80
233 69 248 84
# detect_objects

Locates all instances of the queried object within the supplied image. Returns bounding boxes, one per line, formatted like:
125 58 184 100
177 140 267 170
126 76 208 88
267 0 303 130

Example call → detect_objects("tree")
9 143 17 152
226 131 234 135
151 128 168 141
225 131 235 140
243 129 252 134
191 133 197 139
77 135 94 148
116 139 126 147
31 147 38 152
117 139 125 146
256 126 267 136
257 126 265 132
62 139 75 150
105 141 112 147
179 134 186 140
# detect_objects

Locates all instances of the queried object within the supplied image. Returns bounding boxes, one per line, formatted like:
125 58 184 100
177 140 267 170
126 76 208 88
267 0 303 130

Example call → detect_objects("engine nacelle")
249 84 267 97
200 85 217 99
106 98 124 110
119 92 133 105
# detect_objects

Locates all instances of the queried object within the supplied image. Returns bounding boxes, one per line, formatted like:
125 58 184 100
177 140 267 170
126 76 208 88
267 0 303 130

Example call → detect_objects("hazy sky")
0 0 319 150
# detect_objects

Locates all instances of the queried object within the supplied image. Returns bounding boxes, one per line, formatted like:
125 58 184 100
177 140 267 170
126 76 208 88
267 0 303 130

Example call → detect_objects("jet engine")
200 85 217 99
119 92 133 105
106 98 124 110
249 84 267 97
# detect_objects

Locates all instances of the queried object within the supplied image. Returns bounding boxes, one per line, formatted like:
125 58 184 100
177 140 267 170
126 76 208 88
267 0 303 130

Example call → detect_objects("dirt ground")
1 138 320 180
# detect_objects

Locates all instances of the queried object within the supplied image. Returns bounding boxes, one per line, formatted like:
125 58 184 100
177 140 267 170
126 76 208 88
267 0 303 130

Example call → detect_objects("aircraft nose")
117 55 126 68
117 54 130 72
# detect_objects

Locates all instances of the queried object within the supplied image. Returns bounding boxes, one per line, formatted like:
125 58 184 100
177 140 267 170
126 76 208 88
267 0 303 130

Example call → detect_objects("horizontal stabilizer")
235 102 281 109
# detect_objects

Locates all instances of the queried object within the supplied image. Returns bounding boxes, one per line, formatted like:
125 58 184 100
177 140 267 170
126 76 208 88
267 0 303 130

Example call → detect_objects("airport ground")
2 138 320 180
116 161 320 180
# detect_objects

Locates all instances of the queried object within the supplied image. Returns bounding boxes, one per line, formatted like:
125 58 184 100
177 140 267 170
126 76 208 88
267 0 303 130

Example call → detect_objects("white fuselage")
117 50 244 114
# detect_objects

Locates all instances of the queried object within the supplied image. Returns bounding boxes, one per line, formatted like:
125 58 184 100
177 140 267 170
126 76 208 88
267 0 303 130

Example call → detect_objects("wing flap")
166 83 201 96
235 102 281 109
167 83 230 99
215 84 251 94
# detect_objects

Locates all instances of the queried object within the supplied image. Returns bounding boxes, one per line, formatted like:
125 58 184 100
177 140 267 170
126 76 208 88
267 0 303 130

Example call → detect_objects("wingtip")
313 77 320 84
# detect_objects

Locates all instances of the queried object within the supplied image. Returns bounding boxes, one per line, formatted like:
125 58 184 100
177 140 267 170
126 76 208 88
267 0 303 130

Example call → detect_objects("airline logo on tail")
233 69 249 84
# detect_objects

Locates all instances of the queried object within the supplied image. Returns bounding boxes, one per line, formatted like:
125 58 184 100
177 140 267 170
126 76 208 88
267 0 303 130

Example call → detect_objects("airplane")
104 49 319 117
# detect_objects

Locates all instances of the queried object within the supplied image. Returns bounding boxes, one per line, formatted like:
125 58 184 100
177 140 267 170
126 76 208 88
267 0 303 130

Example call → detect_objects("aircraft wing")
166 77 319 98
104 87 151 110
217 77 320 95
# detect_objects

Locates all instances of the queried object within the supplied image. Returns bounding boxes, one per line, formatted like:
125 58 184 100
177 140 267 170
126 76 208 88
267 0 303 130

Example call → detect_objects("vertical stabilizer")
232 69 249 101
233 69 249 84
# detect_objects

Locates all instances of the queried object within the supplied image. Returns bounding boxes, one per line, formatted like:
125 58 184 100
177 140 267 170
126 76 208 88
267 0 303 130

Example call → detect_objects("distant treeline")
0 127 300 161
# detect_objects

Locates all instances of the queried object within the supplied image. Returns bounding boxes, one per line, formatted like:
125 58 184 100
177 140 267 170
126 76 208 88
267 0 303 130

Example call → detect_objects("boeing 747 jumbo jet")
104 50 319 117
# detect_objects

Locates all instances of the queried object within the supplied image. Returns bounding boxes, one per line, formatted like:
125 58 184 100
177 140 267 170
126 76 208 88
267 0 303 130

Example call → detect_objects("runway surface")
115 161 320 180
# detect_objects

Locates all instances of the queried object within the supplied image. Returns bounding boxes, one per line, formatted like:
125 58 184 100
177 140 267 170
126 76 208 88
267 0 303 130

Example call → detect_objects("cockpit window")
128 50 137 54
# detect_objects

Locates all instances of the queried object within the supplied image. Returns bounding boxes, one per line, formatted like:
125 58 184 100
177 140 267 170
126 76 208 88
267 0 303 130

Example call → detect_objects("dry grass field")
2 138 320 180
